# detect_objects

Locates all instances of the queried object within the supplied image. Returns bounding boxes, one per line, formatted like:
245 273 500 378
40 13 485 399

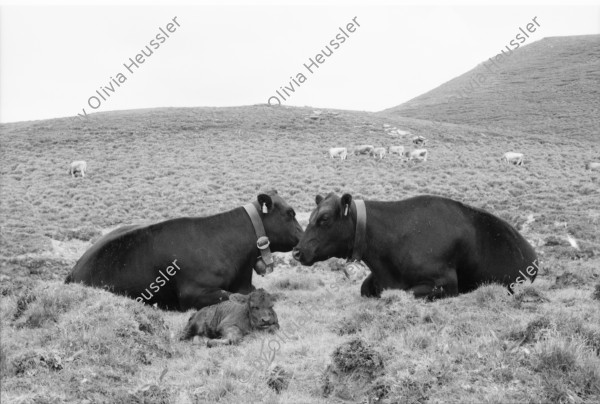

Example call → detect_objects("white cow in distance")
329 147 348 160
388 146 405 157
353 145 375 155
406 149 428 162
69 160 87 177
585 162 600 171
371 147 386 160
502 152 524 166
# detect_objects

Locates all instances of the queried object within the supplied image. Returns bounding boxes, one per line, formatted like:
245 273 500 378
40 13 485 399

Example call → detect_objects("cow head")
256 190 303 253
292 193 355 265
230 289 279 331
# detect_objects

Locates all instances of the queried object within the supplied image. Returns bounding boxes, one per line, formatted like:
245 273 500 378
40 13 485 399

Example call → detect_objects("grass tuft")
270 274 323 291
334 309 375 336
534 334 600 403
473 283 513 307
523 317 554 343
321 338 386 400
266 365 291 394
331 338 384 376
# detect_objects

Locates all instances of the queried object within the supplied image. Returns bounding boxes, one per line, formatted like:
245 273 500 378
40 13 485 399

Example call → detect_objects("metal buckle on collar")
257 236 270 250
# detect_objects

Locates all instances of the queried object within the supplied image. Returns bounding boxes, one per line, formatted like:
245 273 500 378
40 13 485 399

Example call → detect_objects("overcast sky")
1 1 599 123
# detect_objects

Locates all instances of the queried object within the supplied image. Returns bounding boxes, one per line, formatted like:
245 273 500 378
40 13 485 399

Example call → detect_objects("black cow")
293 193 539 299
66 191 303 310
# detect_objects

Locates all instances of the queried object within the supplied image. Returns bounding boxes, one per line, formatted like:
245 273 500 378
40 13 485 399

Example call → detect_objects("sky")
1 1 599 123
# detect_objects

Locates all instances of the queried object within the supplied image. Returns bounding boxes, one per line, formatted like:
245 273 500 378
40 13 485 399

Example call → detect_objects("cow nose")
292 248 302 261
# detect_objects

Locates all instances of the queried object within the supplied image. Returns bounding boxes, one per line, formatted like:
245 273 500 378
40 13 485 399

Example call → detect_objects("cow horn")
262 203 268 214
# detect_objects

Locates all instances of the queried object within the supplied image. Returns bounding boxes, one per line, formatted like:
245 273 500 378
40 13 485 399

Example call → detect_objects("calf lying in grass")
181 288 279 347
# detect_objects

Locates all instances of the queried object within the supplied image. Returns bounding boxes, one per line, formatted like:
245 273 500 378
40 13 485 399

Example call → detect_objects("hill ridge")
380 34 600 139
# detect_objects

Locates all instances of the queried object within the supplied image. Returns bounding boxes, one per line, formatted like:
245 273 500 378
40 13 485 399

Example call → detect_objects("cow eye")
317 215 329 226
287 209 295 218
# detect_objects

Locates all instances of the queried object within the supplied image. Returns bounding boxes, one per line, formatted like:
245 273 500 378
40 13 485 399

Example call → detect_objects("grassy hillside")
1 104 599 403
381 35 600 139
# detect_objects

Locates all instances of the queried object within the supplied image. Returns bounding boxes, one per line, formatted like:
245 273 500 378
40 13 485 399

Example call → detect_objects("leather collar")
243 203 274 269
350 200 367 261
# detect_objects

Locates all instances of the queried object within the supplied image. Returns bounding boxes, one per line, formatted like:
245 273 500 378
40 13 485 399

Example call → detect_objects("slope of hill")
381 35 600 138
1 103 599 403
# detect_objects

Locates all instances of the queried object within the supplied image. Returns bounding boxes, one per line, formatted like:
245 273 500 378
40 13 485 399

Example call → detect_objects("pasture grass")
1 103 599 403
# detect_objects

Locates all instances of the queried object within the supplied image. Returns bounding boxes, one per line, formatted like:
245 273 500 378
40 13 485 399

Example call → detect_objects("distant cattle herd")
325 124 599 170
70 122 598 180
328 128 430 163
327 124 449 164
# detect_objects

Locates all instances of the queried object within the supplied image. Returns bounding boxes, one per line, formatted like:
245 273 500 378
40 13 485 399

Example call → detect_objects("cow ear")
341 194 352 217
257 194 273 214
229 293 249 304
315 195 324 205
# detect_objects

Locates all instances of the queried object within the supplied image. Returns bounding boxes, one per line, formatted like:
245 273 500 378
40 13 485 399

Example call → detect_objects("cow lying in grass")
181 288 279 347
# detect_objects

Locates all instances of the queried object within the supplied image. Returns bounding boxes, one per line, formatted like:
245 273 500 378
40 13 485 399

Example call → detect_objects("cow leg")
207 326 243 347
360 273 382 298
192 335 208 345
179 288 232 311
206 338 230 347
409 269 458 301
236 284 256 294
409 284 438 300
